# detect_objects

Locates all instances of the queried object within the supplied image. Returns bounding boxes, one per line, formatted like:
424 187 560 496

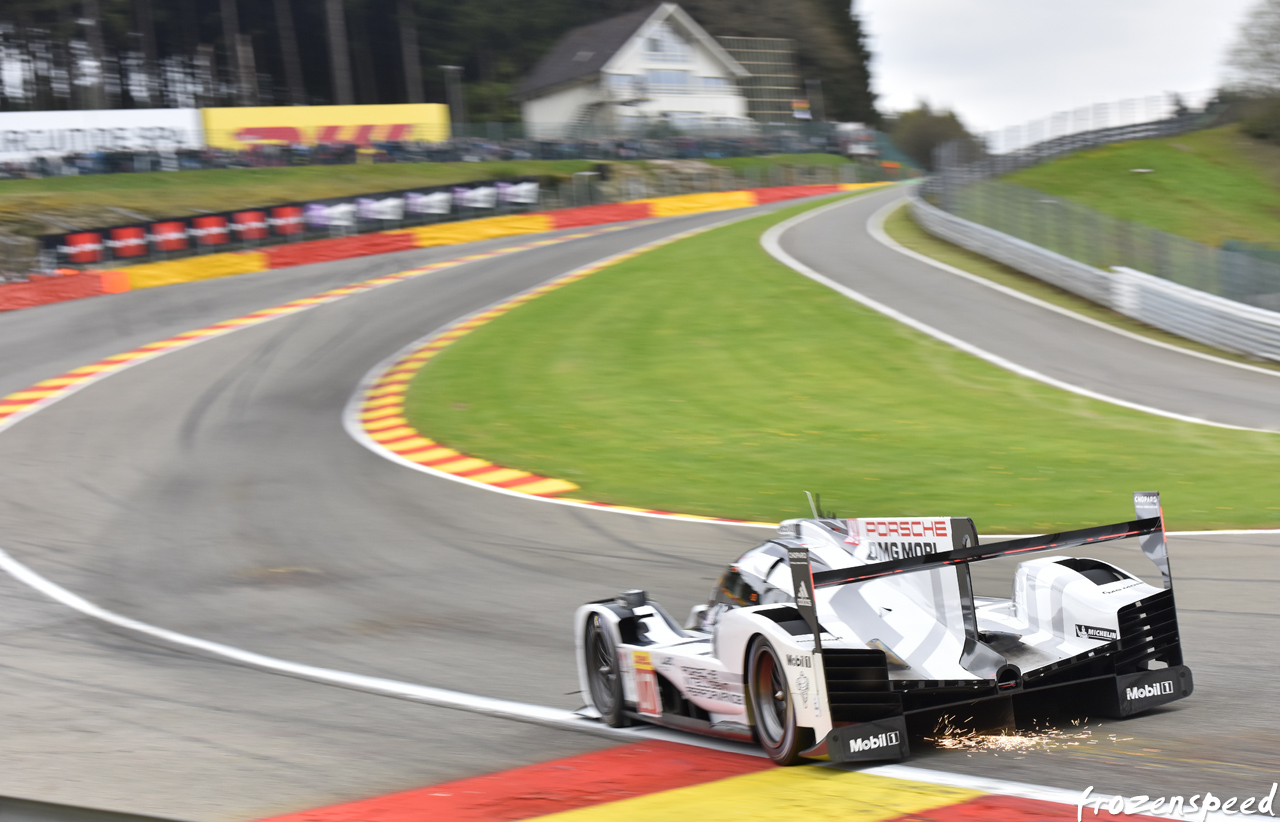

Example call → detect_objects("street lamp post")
439 65 466 138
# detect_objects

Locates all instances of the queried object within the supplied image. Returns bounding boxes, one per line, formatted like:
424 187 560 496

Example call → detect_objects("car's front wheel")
747 637 812 765
584 613 630 727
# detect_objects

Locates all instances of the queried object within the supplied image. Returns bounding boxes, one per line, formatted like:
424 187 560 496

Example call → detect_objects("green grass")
0 154 845 240
685 153 850 174
404 193 1280 532
1004 125 1280 247
881 203 1280 374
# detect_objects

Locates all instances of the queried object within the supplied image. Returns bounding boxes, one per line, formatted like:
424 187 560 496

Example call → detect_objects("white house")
515 3 751 139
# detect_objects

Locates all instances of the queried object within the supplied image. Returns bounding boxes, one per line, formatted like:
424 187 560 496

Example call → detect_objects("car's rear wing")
809 491 1171 591
788 492 1172 667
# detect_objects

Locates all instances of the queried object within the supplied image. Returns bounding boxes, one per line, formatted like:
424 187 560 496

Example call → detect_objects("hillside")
1004 125 1280 248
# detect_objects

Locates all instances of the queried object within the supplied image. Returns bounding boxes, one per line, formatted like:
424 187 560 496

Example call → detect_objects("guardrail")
909 194 1280 363
937 179 1280 309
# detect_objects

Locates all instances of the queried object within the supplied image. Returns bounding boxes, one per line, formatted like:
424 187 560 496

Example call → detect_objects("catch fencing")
923 109 1217 203
912 94 1280 362
910 193 1280 363
942 180 1280 311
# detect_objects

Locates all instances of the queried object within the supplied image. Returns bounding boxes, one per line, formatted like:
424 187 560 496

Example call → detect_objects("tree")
1226 0 1280 93
0 0 878 118
80 0 107 109
325 0 354 105
220 0 260 105
815 0 878 123
274 0 307 105
1224 0 1280 145
888 103 977 171
398 0 424 104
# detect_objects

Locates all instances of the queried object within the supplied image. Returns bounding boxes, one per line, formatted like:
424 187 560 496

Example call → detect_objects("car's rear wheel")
584 613 630 727
748 637 811 765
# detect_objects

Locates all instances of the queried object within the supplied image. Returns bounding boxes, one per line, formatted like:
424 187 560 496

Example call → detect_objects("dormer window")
645 22 692 64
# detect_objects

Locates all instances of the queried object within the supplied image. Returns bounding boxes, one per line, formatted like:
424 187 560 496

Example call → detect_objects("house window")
605 74 639 97
701 76 733 93
645 23 692 64
646 69 690 94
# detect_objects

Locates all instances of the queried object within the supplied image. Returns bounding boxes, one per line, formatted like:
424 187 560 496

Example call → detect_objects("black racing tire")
747 637 812 765
584 613 630 727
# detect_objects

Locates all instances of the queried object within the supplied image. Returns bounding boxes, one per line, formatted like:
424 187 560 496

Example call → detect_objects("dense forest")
0 0 878 123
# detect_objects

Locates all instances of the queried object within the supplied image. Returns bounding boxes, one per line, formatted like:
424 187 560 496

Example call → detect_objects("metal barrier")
910 194 1280 363
938 180 1280 309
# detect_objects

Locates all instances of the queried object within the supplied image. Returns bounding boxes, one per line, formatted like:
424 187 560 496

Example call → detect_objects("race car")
575 491 1192 764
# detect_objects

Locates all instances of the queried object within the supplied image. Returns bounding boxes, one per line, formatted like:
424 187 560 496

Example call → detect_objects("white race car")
575 491 1192 764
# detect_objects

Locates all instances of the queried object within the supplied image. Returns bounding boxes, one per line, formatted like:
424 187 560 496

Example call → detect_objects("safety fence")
909 91 1280 361
924 109 1219 203
910 194 1280 363
942 180 1280 311
1 182 887 311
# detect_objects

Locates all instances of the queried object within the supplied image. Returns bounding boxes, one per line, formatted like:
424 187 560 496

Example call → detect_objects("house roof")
514 6 659 101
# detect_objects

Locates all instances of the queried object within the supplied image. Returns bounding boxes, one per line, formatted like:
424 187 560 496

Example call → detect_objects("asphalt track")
0 187 1277 820
779 191 1280 432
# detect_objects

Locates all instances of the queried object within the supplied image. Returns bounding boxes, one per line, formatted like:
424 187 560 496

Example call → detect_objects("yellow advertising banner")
201 104 450 150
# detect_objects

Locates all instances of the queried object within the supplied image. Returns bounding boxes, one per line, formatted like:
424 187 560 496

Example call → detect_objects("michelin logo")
850 730 900 753
1126 681 1174 701
1075 624 1120 641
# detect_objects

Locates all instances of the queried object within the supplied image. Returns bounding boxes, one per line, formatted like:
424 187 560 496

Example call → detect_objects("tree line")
0 0 879 123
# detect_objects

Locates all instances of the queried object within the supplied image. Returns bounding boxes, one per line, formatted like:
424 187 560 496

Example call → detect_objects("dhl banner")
201 104 450 150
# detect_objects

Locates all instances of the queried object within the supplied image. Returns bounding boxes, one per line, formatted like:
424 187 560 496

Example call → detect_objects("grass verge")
881 202 1280 374
404 193 1280 532
1003 125 1280 247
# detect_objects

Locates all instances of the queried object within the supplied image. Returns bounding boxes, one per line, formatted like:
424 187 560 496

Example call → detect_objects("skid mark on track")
0 225 631 438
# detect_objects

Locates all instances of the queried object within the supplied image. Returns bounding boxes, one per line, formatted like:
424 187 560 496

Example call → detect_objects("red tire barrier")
550 202 653 230
263 232 418 269
751 184 842 204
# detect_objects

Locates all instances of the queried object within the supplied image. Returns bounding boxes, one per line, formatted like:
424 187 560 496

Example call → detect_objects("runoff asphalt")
0 186 1276 820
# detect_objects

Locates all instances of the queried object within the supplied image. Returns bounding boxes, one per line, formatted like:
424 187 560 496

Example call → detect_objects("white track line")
870 196 1280 380
0 535 1219 815
761 196 1279 434
0 544 752 755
